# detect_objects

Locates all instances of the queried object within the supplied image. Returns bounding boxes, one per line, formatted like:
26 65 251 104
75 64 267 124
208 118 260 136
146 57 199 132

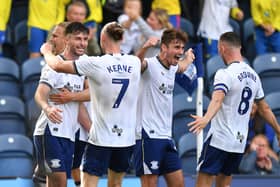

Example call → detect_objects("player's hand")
187 114 209 134
184 48 195 63
142 36 160 49
40 42 53 55
49 88 73 104
44 106 63 124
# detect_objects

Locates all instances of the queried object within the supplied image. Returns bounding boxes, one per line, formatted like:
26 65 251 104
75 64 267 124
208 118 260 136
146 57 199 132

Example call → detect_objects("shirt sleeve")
213 69 232 95
74 55 100 78
255 75 265 100
39 65 61 88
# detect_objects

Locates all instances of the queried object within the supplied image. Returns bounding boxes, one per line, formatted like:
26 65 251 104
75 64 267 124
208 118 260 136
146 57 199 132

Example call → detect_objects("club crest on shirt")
159 83 173 94
112 125 123 136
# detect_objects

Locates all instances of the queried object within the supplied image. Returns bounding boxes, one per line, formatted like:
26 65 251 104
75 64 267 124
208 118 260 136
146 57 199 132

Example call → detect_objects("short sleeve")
255 75 265 100
39 65 60 88
74 56 100 78
213 69 232 95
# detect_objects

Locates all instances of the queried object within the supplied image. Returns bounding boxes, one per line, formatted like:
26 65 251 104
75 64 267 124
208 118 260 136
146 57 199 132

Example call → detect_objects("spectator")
28 0 63 58
66 1 101 56
197 0 244 61
0 0 12 57
128 8 173 58
151 0 181 28
239 134 280 175
102 0 124 26
118 0 142 54
251 0 280 55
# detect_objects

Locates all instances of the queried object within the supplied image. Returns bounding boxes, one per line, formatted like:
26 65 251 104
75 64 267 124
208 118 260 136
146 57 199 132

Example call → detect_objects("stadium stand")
252 53 280 95
21 57 45 101
0 96 26 135
0 57 20 97
0 133 33 178
14 19 28 64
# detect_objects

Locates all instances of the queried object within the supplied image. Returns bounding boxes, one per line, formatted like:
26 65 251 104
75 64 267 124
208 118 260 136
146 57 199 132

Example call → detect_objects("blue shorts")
28 27 48 53
81 143 134 177
197 136 243 176
72 130 87 169
134 131 182 176
0 31 5 44
33 125 75 178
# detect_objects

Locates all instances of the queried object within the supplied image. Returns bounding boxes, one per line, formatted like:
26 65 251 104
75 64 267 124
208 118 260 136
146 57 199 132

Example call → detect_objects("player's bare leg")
195 172 215 187
140 174 158 187
164 169 185 187
216 174 232 187
107 169 126 187
81 171 99 187
46 172 67 187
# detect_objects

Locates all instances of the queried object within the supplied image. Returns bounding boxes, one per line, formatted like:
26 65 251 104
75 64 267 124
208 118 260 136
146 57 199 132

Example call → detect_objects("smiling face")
162 39 185 66
66 32 89 56
66 3 87 23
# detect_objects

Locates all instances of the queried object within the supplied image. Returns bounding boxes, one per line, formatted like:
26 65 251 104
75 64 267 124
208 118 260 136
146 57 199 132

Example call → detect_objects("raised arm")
40 42 77 74
177 48 195 73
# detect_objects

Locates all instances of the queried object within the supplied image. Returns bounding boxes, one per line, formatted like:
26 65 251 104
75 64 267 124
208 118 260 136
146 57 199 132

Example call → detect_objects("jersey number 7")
112 78 130 108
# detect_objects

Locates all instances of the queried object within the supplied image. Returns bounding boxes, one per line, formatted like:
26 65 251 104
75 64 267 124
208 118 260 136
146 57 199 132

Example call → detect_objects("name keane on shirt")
107 64 133 74
237 71 256 83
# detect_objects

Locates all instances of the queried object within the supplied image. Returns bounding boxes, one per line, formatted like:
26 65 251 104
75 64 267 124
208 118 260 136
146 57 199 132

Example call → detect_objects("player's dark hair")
104 22 124 42
219 32 241 48
161 28 188 46
65 22 89 35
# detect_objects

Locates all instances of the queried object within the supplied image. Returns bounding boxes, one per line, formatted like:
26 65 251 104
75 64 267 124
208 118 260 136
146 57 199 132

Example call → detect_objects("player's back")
76 54 141 147
209 61 264 153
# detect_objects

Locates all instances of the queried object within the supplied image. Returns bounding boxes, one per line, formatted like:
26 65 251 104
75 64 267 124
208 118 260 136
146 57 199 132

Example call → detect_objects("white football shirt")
34 61 86 141
206 61 264 153
75 54 141 147
136 56 178 139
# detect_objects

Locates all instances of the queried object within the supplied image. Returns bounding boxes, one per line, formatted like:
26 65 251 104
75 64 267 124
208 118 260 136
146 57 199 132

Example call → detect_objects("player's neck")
62 50 80 60
104 45 120 54
157 54 170 69
225 53 243 65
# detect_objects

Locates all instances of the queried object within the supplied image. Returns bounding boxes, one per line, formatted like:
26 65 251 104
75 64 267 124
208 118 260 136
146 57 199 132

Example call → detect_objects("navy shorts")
197 136 243 176
72 131 87 169
134 136 182 176
33 125 75 178
81 143 134 177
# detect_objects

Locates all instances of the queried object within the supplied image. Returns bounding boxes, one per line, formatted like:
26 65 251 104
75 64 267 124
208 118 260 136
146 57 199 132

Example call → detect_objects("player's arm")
49 80 90 104
40 42 76 74
78 103 91 132
177 48 195 73
188 90 225 134
137 36 159 72
34 83 62 124
256 99 280 144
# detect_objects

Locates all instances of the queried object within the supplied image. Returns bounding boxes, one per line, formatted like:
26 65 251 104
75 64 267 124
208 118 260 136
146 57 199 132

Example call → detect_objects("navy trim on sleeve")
73 61 81 76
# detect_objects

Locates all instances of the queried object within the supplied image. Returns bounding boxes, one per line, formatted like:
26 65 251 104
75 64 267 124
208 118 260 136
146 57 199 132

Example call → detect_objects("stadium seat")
178 133 197 174
242 18 256 63
172 92 210 144
252 53 280 95
14 19 28 64
25 98 41 137
206 55 249 95
0 133 33 178
0 96 26 134
0 57 20 97
265 91 280 123
180 17 195 39
21 57 45 101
